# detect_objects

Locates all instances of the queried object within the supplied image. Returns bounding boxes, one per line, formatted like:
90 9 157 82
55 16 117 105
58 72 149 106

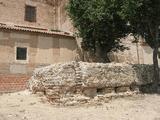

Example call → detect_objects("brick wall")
0 74 30 93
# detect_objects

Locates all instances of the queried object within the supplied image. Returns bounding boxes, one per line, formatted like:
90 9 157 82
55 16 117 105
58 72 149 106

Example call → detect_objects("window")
16 47 27 60
25 5 36 22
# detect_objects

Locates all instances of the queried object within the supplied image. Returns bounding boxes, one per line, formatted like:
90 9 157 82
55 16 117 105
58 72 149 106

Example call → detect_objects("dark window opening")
16 47 27 60
25 5 36 22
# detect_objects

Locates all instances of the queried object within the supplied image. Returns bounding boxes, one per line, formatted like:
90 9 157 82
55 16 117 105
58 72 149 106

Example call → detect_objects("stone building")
0 0 77 92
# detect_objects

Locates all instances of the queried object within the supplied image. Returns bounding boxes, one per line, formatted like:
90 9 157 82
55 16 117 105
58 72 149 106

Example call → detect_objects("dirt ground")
0 91 160 120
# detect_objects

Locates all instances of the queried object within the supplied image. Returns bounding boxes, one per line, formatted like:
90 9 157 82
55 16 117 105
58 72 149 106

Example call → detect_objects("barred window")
25 5 36 22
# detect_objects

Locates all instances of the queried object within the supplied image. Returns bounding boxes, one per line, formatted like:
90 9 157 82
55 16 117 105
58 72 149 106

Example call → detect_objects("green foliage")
67 0 160 63
120 0 160 48
67 0 129 58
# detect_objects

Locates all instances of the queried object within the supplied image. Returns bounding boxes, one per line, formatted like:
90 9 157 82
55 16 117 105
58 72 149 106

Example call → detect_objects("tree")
67 0 129 62
67 0 160 91
120 0 160 91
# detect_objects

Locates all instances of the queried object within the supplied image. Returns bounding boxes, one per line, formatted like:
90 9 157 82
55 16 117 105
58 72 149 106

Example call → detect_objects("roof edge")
0 22 74 38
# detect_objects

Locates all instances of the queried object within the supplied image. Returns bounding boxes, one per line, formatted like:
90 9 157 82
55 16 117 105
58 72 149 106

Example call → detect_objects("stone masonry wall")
29 62 155 106
0 0 55 29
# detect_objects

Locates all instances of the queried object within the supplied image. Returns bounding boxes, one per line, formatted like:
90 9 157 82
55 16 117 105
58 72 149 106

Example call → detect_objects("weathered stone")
29 61 154 106
36 92 45 97
130 85 140 93
45 89 60 101
115 86 131 93
104 87 115 94
83 87 97 98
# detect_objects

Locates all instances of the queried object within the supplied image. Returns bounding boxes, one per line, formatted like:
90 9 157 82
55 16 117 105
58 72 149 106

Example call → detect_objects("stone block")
83 87 97 98
115 86 130 93
130 85 140 92
104 87 115 93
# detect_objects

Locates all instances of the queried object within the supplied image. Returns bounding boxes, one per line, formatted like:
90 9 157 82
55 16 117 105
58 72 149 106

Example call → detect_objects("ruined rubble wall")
29 62 154 98
79 62 153 88
28 62 155 105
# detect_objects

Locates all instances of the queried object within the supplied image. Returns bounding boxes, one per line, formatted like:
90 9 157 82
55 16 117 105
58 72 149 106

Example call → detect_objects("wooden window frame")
25 5 37 22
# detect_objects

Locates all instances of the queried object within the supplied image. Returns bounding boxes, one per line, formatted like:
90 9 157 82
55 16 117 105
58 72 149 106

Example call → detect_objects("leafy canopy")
120 0 160 48
67 0 160 63
67 0 129 55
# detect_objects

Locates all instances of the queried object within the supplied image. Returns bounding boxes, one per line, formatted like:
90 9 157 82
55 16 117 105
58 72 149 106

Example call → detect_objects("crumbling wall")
29 62 154 106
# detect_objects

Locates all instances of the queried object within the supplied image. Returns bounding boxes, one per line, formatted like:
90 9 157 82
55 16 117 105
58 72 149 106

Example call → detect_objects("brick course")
0 74 30 93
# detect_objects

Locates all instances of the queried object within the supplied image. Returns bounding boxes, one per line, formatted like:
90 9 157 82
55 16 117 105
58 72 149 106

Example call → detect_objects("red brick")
0 74 30 93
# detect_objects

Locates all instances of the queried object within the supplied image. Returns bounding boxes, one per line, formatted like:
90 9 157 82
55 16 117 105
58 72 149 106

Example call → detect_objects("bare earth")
0 91 160 120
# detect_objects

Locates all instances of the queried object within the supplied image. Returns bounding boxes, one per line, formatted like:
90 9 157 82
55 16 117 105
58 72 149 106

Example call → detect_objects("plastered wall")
109 36 159 64
0 30 77 75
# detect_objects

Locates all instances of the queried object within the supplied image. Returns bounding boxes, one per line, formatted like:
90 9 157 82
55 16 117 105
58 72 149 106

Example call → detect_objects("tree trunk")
153 47 159 91
152 28 159 92
95 44 110 63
